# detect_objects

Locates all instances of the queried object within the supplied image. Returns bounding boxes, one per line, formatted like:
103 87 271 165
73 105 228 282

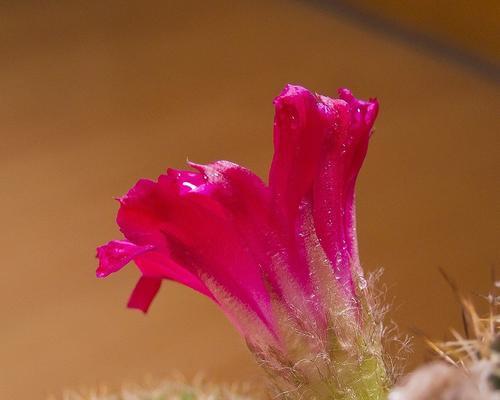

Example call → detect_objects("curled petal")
96 240 212 312
338 88 379 137
96 240 153 278
270 84 341 224
270 85 378 295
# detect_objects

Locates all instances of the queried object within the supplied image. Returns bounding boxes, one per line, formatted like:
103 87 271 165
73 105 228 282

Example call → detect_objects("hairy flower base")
249 272 396 400
254 345 388 400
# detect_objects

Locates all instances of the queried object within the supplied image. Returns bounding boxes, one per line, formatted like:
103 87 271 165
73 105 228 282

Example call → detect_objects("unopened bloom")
97 85 389 398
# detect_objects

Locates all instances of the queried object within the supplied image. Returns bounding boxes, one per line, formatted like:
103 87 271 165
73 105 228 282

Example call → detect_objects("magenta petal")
191 161 317 313
127 276 162 313
269 84 378 295
338 88 379 136
313 90 378 290
97 84 378 348
115 168 279 340
270 84 332 224
116 179 171 248
96 240 153 278
134 250 213 299
160 193 278 338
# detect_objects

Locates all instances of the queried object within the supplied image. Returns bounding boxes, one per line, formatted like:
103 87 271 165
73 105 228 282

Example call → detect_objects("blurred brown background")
1 1 498 398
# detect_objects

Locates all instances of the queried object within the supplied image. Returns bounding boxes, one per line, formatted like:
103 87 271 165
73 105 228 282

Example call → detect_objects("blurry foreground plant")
389 277 500 399
53 379 253 400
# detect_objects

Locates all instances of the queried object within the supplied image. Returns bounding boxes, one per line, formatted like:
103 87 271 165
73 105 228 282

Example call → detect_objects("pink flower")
96 84 378 350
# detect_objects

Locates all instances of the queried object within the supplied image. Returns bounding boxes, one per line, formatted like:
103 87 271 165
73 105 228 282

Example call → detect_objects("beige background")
349 0 499 65
0 1 498 398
